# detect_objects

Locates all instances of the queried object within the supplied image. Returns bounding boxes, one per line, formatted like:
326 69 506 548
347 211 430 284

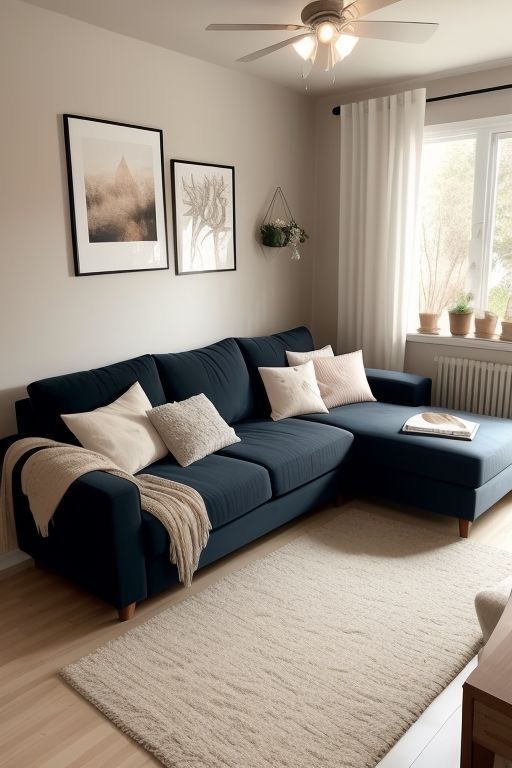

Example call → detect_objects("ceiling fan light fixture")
209 0 439 79
316 21 336 43
334 34 359 59
293 34 317 61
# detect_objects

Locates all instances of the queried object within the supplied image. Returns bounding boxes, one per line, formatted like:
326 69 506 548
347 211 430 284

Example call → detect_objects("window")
416 115 512 332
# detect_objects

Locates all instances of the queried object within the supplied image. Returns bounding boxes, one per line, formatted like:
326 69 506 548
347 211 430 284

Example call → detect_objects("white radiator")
433 356 512 418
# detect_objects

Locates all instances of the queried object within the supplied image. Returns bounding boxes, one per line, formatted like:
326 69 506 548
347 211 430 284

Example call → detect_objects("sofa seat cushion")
153 338 253 425
27 355 166 443
299 402 512 488
218 418 353 496
140 454 272 557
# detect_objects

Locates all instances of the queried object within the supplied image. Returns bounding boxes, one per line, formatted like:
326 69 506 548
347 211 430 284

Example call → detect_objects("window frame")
422 114 512 313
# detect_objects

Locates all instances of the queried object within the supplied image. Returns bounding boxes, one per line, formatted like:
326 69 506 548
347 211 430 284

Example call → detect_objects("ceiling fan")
206 0 438 74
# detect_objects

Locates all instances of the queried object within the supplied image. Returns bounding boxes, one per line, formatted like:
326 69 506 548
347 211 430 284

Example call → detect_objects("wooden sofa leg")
459 519 471 539
118 602 136 622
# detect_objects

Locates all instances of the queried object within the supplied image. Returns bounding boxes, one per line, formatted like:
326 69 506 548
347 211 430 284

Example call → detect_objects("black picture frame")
63 114 169 276
171 159 236 275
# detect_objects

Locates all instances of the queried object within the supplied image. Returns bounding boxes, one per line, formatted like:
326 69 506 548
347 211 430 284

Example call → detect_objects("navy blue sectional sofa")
11 326 512 620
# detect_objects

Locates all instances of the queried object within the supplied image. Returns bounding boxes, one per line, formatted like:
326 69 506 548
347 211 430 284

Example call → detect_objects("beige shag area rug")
62 508 512 768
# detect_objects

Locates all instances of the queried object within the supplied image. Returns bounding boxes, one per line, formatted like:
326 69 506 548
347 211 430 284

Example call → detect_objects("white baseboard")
0 549 32 571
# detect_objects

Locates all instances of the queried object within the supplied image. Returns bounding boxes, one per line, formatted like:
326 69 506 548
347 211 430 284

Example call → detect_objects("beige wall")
312 63 512 352
0 0 316 437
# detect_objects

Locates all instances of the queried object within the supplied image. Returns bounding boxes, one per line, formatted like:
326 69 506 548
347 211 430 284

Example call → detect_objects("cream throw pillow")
313 350 376 409
61 381 168 474
285 345 334 366
258 360 328 421
148 394 240 467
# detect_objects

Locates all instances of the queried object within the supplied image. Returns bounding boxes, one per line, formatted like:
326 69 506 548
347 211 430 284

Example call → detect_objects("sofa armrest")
14 465 148 610
365 368 432 407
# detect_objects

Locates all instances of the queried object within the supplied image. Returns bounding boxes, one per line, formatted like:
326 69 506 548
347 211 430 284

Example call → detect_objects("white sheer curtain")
337 89 426 371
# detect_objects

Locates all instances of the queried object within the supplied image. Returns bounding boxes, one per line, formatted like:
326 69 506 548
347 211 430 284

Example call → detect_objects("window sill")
406 333 512 353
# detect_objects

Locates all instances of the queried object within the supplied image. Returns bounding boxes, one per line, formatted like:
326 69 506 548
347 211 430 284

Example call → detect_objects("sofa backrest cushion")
153 337 253 424
235 326 314 416
27 354 166 443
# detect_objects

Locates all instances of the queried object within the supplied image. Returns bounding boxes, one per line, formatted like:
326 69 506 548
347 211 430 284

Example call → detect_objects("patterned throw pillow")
258 360 328 421
313 350 376 409
148 394 240 467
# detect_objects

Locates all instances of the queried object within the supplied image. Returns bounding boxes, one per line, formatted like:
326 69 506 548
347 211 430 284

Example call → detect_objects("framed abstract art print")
64 114 169 275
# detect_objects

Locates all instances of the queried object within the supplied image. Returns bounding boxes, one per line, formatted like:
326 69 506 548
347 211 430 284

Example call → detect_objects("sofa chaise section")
300 399 512 535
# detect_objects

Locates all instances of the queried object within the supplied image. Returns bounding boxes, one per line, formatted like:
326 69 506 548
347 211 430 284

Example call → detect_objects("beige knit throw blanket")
0 438 211 587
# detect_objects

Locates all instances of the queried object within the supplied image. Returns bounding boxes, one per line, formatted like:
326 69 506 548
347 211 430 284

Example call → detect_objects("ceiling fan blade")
206 24 308 32
237 33 312 63
347 20 439 43
343 0 401 21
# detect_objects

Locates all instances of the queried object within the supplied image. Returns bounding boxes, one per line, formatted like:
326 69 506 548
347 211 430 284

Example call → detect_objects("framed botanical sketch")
63 114 169 276
171 159 236 275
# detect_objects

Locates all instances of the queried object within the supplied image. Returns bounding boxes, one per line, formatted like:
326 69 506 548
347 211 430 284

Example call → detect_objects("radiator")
433 356 512 418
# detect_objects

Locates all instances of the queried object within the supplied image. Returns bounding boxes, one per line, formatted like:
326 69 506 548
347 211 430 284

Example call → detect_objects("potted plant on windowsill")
449 293 474 336
418 310 441 334
501 320 512 341
501 297 512 341
418 221 468 335
474 310 498 339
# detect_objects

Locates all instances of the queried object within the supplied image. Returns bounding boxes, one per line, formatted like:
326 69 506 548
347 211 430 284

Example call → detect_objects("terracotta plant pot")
474 312 498 339
501 320 512 341
449 310 473 336
418 312 440 334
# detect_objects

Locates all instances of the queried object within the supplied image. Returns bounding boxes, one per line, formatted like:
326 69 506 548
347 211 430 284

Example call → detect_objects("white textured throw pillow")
61 381 168 474
285 345 334 366
258 360 328 421
148 394 240 467
313 350 376 409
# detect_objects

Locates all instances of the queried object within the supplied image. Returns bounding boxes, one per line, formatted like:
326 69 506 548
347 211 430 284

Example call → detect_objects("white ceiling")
20 0 512 95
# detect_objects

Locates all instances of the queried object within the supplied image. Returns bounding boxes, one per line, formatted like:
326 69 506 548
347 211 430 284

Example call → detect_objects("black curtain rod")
331 83 512 115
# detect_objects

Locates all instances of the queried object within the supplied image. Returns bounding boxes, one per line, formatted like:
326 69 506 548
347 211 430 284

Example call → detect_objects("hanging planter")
260 187 308 260
261 222 289 248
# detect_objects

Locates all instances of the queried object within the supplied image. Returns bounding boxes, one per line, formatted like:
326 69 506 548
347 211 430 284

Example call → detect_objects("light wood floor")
2 496 512 767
